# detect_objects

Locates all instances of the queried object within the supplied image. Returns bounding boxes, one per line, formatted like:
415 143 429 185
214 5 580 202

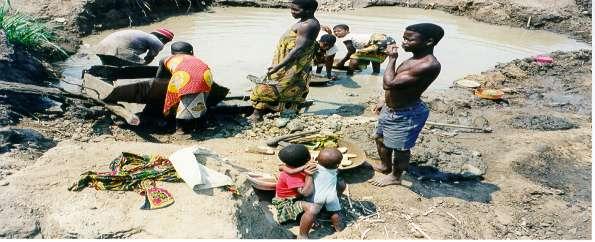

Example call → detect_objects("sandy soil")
1 0 592 239
1 49 590 239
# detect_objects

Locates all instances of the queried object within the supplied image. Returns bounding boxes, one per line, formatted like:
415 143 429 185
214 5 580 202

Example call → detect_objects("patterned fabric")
68 152 183 210
350 33 394 64
175 93 207 120
163 54 213 115
250 27 318 112
272 197 305 223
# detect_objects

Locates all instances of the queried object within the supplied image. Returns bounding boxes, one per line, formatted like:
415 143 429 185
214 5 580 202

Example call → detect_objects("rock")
286 121 304 132
0 180 8 186
45 105 64 114
327 121 342 132
471 151 482 157
461 164 484 177
53 17 67 23
275 118 290 128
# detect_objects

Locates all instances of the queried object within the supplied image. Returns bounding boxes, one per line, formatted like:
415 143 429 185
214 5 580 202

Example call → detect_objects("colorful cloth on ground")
350 33 394 64
68 152 183 210
275 171 306 198
272 197 305 223
163 54 213 116
250 27 318 112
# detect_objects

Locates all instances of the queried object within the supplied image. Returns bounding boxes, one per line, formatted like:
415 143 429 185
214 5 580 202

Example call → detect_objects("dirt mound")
0 127 56 154
458 49 592 115
513 145 591 202
508 115 577 131
0 31 55 85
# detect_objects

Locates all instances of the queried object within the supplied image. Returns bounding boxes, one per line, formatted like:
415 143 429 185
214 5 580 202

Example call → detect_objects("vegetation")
0 0 66 56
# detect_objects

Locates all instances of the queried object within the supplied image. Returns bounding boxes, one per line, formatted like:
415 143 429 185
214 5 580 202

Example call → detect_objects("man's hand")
373 103 383 115
386 44 399 58
373 98 385 115
267 66 281 76
321 25 333 35
327 73 337 80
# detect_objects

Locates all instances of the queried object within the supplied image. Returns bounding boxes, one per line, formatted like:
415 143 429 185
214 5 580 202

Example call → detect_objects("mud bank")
2 0 214 127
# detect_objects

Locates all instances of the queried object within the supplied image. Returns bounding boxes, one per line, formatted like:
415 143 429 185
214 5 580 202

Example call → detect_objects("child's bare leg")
298 202 320 239
336 179 346 196
347 59 358 76
330 212 344 232
315 66 323 74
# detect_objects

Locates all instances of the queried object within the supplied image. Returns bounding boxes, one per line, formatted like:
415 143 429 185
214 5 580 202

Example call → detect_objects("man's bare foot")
333 223 344 232
367 161 391 174
297 234 309 239
369 174 401 187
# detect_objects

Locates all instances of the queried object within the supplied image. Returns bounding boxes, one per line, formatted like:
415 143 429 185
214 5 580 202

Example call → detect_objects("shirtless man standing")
370 23 444 187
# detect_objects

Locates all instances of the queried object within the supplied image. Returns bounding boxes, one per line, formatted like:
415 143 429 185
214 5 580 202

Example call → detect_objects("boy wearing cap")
95 28 174 66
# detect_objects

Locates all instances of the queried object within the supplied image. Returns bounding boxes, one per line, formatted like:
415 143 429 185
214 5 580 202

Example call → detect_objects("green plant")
0 0 67 56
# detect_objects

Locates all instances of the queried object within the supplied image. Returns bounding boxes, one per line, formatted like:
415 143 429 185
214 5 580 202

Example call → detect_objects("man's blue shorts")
376 100 429 150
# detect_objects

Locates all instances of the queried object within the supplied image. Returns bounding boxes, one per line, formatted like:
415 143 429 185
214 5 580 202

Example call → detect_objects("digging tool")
265 130 319 147
425 121 493 133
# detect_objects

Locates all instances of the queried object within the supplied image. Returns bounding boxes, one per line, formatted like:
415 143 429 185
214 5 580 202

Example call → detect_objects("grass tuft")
0 0 67 56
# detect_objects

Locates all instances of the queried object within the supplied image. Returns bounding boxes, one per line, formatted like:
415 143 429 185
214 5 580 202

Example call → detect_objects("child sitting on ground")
273 144 319 239
280 148 346 236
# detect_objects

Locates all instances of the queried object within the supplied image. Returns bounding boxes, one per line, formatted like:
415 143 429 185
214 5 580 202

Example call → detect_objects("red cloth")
154 28 174 41
275 171 306 198
162 54 212 114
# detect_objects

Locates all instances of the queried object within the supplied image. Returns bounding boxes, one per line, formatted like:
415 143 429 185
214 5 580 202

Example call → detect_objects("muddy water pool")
59 7 589 114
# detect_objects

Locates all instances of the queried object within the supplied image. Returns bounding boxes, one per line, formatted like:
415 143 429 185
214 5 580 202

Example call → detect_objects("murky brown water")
59 6 589 114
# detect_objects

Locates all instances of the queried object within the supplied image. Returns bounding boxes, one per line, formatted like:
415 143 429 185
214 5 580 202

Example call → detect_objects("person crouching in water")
279 148 346 237
95 28 174 66
326 24 395 76
313 34 338 80
273 144 318 239
155 41 214 133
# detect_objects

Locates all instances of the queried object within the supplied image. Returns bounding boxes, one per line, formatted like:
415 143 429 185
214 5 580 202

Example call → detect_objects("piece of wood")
0 80 140 126
410 222 432 240
0 80 85 99
265 129 319 147
344 184 354 210
445 211 463 225
426 121 493 133
361 228 371 239
245 146 275 155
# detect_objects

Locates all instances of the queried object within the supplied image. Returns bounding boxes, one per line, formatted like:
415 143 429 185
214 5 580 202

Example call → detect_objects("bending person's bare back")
369 23 444 187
